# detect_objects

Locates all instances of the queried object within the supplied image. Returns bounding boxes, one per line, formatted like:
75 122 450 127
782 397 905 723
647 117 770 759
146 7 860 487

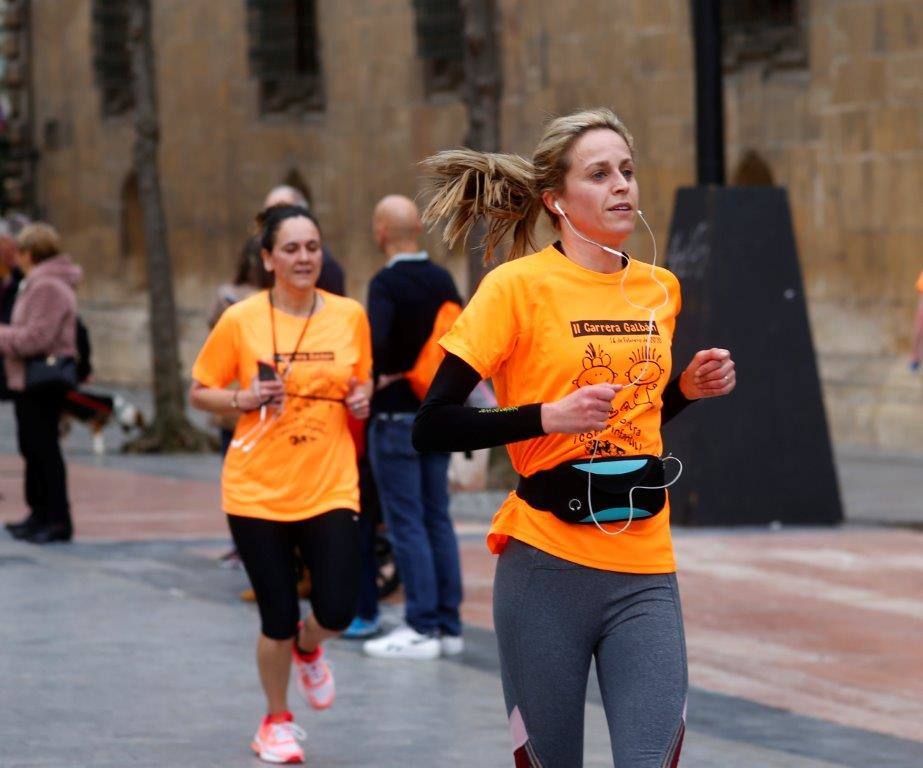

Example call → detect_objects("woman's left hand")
679 348 736 400
345 377 371 420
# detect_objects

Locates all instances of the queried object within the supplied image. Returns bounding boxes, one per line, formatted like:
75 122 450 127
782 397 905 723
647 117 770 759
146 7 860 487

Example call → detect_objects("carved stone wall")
724 0 923 449
26 0 922 449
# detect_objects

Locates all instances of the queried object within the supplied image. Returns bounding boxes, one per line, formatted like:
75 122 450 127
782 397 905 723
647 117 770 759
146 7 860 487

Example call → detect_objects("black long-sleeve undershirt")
413 354 543 453
412 353 694 454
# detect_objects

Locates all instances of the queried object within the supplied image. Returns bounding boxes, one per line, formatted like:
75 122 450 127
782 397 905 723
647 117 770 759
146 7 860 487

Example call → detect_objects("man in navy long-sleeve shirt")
360 195 465 660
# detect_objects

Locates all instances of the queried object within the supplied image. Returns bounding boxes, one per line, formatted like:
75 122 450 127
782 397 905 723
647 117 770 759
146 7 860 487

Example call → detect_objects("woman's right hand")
240 370 285 411
541 384 621 434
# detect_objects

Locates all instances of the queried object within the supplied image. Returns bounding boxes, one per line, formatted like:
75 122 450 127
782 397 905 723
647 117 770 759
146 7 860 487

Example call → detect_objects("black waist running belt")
516 455 667 525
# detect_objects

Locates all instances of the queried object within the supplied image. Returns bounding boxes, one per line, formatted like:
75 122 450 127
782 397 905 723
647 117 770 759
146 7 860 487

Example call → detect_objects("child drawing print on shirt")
625 346 664 407
590 438 627 457
256 371 346 450
573 343 618 388
258 405 331 450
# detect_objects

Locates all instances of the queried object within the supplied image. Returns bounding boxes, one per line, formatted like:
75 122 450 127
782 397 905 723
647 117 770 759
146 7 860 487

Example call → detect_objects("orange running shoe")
250 712 306 764
292 641 336 710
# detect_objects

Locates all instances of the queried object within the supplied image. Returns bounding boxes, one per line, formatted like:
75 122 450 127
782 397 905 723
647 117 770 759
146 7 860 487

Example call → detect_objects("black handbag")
24 354 78 393
517 455 668 525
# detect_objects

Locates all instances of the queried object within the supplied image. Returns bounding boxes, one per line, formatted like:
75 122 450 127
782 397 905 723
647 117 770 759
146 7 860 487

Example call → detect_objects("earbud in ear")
554 201 565 216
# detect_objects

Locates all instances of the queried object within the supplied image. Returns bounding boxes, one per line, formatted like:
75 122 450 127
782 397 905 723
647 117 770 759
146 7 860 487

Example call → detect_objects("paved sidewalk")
3 384 922 525
1 390 922 766
3 534 922 768
834 444 923 526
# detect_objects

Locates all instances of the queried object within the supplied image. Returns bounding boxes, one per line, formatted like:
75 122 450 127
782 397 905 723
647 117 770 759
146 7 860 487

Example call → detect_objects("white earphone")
554 200 644 219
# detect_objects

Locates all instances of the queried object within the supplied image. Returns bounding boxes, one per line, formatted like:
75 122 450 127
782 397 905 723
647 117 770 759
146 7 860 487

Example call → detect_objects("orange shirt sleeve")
916 271 923 293
439 266 522 379
191 309 241 389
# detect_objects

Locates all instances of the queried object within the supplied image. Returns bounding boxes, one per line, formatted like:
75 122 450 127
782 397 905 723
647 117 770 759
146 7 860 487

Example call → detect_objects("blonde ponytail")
421 150 543 264
422 108 636 265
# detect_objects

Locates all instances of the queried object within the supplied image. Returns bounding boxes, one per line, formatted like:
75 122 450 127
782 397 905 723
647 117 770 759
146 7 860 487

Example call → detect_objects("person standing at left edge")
191 204 371 764
0 223 80 544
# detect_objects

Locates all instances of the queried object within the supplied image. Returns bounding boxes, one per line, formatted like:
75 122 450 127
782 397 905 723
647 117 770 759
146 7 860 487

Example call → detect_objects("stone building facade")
722 0 923 450
13 0 923 450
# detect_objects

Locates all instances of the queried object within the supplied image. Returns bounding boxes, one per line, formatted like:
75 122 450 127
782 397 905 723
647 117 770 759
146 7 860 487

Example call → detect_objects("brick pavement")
0 453 225 540
13 532 901 768
2 440 922 765
453 524 923 744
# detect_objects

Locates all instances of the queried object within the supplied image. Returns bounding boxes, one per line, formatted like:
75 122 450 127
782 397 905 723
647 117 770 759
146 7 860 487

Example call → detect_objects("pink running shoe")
250 712 306 764
292 642 335 710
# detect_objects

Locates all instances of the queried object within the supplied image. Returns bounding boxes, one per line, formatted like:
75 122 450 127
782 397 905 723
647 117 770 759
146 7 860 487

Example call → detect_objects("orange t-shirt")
192 290 371 522
440 244 681 573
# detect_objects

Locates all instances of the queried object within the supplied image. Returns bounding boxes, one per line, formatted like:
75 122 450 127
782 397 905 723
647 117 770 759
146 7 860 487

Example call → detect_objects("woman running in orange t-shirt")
414 109 736 767
190 204 372 764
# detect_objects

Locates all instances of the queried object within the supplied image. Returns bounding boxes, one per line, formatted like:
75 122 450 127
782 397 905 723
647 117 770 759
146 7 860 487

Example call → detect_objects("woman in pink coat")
0 223 81 544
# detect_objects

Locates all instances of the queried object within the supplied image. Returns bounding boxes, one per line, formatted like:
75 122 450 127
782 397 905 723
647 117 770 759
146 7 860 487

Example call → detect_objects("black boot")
26 524 72 544
5 514 40 540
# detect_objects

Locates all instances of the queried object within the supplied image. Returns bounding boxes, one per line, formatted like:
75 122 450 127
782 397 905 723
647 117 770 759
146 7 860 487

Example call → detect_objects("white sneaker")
292 642 335 710
363 626 440 660
440 634 465 656
251 714 306 764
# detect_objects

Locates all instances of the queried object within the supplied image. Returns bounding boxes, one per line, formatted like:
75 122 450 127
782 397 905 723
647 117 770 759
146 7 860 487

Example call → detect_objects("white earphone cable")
584 449 683 536
229 409 279 453
555 202 682 536
555 205 669 385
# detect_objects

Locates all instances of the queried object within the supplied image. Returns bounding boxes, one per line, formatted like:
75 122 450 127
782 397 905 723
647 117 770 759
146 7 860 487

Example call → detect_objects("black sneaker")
5 516 39 540
26 524 72 544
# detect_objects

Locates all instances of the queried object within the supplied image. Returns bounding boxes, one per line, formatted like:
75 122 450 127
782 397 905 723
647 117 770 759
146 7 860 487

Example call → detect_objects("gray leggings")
494 539 687 768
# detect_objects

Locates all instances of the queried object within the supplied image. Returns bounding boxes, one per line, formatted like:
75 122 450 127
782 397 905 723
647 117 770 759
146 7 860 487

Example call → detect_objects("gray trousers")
493 539 687 768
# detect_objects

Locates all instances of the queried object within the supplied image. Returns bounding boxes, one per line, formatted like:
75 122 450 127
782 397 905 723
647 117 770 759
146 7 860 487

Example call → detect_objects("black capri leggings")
228 509 360 640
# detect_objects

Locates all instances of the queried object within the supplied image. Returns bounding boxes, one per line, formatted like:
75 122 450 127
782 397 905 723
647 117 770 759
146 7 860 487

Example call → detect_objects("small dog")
60 390 146 455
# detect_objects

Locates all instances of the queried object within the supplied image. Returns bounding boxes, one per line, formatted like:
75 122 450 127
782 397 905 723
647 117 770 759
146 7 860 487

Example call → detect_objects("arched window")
412 0 464 96
721 1 806 72
246 0 324 114
732 150 775 187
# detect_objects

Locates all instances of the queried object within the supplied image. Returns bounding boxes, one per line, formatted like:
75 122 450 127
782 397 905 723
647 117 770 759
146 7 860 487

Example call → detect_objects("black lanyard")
268 289 317 380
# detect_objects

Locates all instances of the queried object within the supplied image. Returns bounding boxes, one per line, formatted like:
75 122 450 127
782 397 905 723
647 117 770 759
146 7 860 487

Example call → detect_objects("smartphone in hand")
257 361 277 381
256 361 279 419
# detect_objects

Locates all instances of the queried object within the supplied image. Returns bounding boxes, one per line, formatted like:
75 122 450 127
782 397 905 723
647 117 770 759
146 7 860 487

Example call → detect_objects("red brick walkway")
2 453 920 743
457 526 923 743
0 454 225 540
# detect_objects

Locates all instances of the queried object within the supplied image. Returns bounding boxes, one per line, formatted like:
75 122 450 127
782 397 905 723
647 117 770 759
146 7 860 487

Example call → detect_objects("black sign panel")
663 187 842 526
